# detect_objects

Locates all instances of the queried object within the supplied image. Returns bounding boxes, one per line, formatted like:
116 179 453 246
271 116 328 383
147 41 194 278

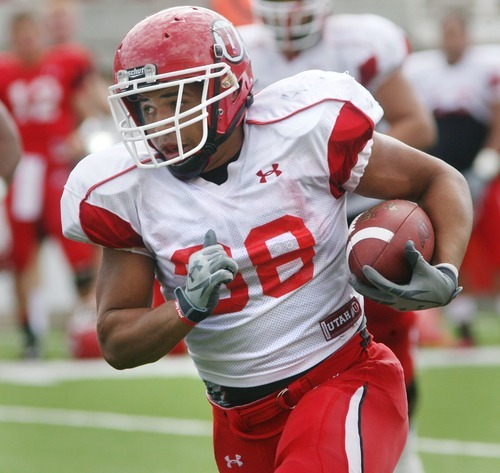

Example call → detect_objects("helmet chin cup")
168 142 218 180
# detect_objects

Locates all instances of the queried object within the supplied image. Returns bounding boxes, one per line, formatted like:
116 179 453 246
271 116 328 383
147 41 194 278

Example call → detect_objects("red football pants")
211 335 408 472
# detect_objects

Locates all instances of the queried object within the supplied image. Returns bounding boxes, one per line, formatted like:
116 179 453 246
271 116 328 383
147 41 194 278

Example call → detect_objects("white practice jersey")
403 44 500 124
61 71 383 388
239 14 410 94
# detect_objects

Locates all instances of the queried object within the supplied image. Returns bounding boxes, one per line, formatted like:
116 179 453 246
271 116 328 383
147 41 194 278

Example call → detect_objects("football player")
41 0 113 359
61 7 471 472
403 9 500 347
236 2 438 470
0 11 99 358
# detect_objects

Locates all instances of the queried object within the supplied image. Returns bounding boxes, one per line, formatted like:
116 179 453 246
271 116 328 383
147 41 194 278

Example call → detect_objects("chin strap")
168 142 218 180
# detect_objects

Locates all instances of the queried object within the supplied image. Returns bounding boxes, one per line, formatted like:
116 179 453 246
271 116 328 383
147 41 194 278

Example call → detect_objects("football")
346 199 435 285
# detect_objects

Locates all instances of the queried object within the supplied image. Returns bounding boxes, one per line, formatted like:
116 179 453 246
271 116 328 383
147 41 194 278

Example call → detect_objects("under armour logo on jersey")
225 455 243 468
256 163 282 183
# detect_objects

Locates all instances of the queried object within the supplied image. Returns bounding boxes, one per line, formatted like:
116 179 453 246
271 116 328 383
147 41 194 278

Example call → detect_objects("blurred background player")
403 9 500 346
224 1 439 472
42 0 110 120
0 10 104 358
42 0 113 358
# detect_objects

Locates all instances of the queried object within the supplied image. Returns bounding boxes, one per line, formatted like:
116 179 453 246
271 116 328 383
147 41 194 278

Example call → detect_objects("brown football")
347 200 435 285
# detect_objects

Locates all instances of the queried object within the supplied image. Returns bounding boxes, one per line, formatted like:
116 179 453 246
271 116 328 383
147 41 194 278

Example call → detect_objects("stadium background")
1 0 500 73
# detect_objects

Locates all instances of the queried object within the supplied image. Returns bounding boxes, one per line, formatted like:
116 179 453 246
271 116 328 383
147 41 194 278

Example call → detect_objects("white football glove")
175 229 238 325
349 240 462 311
472 148 500 181
465 148 500 203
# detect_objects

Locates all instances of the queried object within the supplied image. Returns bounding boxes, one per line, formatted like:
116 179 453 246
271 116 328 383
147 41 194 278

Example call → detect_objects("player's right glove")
349 240 462 311
174 229 238 326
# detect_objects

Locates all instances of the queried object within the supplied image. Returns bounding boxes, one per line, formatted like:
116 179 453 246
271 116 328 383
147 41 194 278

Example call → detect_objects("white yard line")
0 406 212 437
1 405 499 459
1 346 500 387
1 348 500 460
0 355 198 385
416 346 500 369
417 437 500 459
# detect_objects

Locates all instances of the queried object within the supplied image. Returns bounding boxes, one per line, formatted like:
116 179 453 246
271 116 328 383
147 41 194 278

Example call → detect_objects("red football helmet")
108 6 253 179
254 0 332 52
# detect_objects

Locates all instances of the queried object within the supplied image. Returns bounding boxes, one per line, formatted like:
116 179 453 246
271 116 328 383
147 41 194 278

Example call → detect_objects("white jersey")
239 13 410 94
239 14 410 219
61 71 383 388
403 44 500 124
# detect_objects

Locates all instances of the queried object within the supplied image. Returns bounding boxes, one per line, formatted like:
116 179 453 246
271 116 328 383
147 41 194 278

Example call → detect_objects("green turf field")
1 310 499 472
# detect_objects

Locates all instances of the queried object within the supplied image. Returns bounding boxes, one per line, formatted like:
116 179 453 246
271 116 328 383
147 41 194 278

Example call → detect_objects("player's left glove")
349 240 462 311
174 229 238 326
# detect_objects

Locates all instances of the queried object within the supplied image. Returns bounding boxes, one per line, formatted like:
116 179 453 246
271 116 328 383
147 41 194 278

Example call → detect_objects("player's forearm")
418 166 473 269
97 302 191 370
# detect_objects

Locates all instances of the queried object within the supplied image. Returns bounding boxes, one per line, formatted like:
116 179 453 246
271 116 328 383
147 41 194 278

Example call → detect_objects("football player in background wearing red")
61 6 471 472
42 0 112 359
0 11 101 358
404 9 500 347
232 1 438 471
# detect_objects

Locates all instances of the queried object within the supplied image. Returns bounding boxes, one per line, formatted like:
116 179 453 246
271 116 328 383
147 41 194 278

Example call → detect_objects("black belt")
205 327 371 407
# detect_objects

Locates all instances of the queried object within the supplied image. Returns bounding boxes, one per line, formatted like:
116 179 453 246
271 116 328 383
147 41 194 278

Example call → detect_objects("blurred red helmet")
109 6 253 178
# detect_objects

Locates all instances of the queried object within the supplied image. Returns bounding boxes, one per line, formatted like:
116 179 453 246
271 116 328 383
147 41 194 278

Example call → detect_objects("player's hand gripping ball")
346 200 435 286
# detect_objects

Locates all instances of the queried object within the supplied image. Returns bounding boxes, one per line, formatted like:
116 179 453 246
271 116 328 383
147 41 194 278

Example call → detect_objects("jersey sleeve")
361 14 410 90
329 14 411 92
327 100 376 196
247 70 383 197
61 144 151 257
